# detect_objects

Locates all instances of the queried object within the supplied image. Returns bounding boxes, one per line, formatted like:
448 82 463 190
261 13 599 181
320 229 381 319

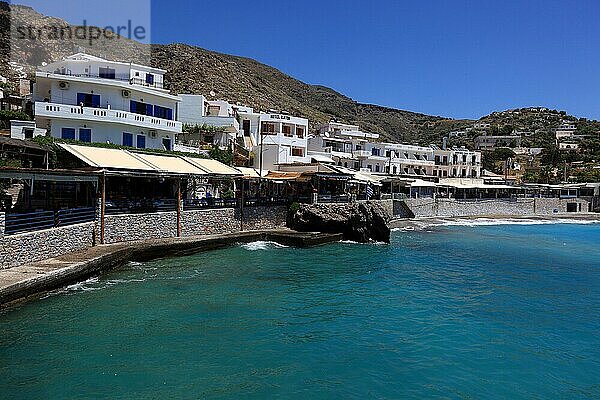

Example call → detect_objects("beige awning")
236 167 268 178
182 157 242 176
59 143 156 171
59 143 238 177
132 152 207 175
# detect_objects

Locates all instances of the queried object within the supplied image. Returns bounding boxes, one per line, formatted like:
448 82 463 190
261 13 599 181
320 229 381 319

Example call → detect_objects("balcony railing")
41 71 165 90
36 102 182 133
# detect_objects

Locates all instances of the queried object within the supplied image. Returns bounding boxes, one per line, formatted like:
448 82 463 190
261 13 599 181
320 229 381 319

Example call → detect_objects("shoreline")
389 213 600 230
0 229 342 308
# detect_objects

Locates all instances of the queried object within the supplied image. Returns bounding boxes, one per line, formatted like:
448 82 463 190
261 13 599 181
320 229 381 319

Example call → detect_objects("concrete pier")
0 229 342 307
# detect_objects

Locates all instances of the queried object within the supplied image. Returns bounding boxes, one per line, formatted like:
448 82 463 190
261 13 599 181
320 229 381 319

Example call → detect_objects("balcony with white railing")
352 150 371 159
35 102 182 134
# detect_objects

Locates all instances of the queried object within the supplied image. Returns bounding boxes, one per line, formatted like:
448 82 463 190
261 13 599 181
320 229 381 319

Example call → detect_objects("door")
243 120 250 136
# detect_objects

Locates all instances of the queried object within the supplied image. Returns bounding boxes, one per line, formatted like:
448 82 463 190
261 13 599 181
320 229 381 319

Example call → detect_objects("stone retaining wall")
1 206 288 268
404 197 591 218
0 222 95 269
0 212 4 239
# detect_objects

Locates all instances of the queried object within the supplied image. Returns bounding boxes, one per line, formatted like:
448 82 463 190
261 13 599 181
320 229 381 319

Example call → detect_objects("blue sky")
14 0 600 120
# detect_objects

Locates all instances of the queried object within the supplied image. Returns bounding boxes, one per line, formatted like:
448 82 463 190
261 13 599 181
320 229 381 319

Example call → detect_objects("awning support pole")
100 173 106 245
177 178 182 237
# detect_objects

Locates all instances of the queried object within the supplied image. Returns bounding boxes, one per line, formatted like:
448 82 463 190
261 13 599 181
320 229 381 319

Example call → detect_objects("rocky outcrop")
287 201 392 243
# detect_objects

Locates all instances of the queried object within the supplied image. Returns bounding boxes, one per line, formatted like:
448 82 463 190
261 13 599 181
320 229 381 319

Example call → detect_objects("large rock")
288 201 392 243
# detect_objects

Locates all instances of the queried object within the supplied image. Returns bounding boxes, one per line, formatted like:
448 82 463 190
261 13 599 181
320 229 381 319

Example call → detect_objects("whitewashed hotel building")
178 94 240 147
33 53 182 150
236 107 309 170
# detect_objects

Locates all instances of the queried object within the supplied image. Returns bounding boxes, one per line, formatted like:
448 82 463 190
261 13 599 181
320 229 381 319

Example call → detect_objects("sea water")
1 222 599 399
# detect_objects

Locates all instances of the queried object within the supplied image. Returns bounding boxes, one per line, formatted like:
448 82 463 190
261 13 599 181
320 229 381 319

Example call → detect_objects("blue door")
136 135 146 149
122 132 133 147
61 128 76 140
79 128 92 142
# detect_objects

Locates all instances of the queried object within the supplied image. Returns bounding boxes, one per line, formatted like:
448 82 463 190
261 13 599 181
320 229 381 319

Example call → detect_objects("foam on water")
240 241 289 251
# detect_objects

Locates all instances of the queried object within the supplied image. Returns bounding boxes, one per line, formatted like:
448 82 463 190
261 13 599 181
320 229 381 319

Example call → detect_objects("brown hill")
0 2 472 144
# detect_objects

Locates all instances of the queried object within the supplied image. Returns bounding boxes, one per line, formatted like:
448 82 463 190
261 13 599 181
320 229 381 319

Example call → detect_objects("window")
145 73 154 85
372 148 380 156
99 67 116 79
137 135 146 149
261 122 276 135
296 127 305 138
61 128 76 140
282 125 293 137
23 128 34 139
162 137 172 151
130 101 153 116
154 105 173 120
207 105 220 116
375 165 380 172
291 147 304 157
76 93 100 108
79 128 91 142
122 132 133 147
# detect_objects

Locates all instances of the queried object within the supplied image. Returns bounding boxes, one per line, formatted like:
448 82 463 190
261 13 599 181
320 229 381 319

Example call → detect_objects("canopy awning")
236 167 268 179
265 171 303 180
310 154 335 163
183 157 242 177
58 143 240 177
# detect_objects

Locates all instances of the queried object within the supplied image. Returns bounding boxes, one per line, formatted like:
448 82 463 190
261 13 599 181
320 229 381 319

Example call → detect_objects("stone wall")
239 206 288 231
181 208 238 237
102 211 178 244
1 205 289 269
0 222 95 269
0 212 4 239
403 197 591 218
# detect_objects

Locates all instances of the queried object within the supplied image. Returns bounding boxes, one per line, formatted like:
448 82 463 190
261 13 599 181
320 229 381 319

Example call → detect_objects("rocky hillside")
2 2 598 149
0 2 472 144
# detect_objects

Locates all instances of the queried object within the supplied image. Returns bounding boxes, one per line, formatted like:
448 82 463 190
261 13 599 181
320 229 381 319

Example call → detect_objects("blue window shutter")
146 74 154 85
122 132 133 147
130 100 136 113
146 104 153 116
79 128 91 142
166 108 173 120
76 93 86 105
92 95 101 108
61 128 76 140
137 135 146 149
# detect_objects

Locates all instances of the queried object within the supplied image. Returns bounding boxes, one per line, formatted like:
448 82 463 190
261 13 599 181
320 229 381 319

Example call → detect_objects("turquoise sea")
1 222 599 399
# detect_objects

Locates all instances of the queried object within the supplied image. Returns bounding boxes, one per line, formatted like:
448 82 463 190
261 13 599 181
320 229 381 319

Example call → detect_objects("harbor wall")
0 221 95 269
403 197 591 218
0 206 288 268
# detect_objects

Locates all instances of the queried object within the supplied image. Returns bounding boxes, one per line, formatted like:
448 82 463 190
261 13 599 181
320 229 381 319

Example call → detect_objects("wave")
240 241 289 251
339 240 387 245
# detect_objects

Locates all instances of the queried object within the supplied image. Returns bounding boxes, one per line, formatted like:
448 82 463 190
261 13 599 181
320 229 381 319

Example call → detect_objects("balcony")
352 150 371 159
40 70 165 90
35 102 182 134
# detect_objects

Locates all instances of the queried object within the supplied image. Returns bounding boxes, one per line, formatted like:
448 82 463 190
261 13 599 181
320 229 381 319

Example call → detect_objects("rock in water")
288 201 392 243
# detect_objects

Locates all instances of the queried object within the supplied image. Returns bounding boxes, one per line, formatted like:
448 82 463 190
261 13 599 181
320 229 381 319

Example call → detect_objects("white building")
432 146 481 178
33 53 182 150
237 108 309 169
178 94 240 147
474 134 522 150
10 120 46 140
555 121 577 139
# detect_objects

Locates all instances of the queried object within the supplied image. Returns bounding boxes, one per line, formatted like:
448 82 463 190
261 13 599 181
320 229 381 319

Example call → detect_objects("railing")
183 198 238 210
105 199 178 215
4 207 96 235
35 103 182 133
42 71 165 89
